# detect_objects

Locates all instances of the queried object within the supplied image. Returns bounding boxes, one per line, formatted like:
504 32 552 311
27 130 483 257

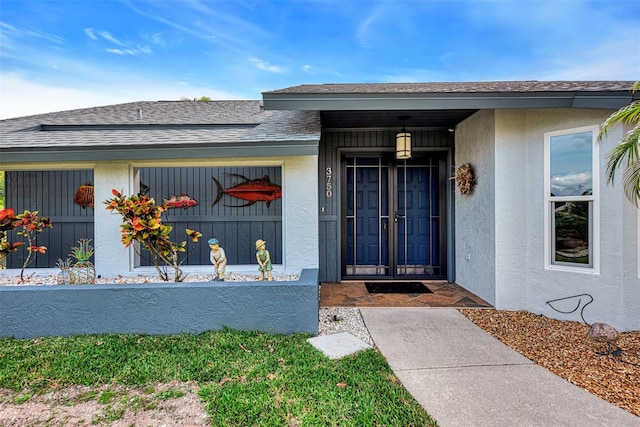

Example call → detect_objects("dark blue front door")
345 156 443 278
346 158 389 275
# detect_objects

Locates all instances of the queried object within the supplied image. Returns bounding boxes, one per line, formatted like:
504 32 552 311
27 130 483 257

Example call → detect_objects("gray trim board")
262 93 633 111
0 141 319 164
262 81 636 111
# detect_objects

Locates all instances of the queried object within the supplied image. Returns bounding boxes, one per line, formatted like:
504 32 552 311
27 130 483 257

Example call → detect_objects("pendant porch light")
396 115 412 160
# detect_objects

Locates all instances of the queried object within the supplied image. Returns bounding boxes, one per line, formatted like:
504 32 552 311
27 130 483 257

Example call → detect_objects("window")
544 126 599 272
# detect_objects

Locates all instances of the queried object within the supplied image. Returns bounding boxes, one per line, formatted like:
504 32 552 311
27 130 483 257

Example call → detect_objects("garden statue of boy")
208 238 226 281
255 239 273 281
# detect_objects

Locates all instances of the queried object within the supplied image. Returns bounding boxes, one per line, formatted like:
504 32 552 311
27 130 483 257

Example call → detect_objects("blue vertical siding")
5 170 94 268
139 166 282 265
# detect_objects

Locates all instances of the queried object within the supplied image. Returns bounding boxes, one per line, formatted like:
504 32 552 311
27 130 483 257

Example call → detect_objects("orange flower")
0 208 15 222
28 245 47 254
0 208 16 231
132 217 145 231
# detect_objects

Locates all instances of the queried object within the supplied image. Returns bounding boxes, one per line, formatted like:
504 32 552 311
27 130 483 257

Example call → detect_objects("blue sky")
1 0 639 119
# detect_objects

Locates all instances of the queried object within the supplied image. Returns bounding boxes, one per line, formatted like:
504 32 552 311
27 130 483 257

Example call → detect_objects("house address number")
325 167 333 198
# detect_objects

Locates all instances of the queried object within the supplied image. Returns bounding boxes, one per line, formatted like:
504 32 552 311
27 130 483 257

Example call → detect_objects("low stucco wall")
0 269 318 339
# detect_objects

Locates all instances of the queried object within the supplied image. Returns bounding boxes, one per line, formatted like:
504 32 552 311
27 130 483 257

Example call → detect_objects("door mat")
364 282 432 294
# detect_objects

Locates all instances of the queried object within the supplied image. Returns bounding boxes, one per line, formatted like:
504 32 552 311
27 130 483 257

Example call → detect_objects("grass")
0 329 437 426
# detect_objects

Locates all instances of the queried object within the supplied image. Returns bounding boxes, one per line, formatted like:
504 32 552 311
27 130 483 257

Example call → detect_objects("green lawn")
0 329 437 426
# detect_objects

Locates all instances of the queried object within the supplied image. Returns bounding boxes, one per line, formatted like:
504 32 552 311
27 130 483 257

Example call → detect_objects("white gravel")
318 307 374 346
0 272 299 286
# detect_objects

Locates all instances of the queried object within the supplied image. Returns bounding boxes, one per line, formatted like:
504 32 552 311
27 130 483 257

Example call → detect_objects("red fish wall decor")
212 174 282 208
164 194 199 209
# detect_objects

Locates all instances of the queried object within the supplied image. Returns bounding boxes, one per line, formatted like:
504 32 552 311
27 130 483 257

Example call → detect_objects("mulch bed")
459 309 640 417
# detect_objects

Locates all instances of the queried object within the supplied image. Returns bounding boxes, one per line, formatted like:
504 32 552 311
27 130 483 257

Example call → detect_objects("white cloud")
106 48 125 55
148 31 170 47
249 58 286 74
300 64 343 79
84 29 153 56
84 28 98 40
539 33 640 81
355 7 381 48
120 0 272 55
99 31 126 46
551 172 592 197
0 72 252 120
0 21 64 44
0 73 115 119
105 45 152 56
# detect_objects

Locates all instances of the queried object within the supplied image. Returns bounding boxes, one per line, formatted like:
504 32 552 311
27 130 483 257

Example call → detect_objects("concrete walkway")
360 308 640 427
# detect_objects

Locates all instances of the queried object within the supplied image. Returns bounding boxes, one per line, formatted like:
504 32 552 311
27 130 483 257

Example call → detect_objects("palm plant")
69 238 96 284
598 81 640 206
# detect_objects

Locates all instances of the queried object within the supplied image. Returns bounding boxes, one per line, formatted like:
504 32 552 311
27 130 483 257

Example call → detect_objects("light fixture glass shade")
396 131 412 159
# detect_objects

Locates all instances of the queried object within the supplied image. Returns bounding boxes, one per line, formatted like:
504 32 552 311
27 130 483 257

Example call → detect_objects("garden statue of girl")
255 239 272 281
208 238 226 281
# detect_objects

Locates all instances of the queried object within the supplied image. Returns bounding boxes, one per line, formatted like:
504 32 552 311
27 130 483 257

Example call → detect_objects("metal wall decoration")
74 183 94 208
164 194 198 209
455 163 476 195
212 174 282 208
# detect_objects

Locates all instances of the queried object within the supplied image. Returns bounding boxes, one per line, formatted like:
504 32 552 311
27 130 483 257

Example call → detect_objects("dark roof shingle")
264 81 636 95
0 100 321 151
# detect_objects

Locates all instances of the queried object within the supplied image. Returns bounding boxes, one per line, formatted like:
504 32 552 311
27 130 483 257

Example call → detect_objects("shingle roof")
0 100 321 151
264 81 636 95
2 80 636 158
262 80 637 112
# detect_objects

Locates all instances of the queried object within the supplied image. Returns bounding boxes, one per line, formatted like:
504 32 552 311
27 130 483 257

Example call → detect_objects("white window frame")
544 125 600 274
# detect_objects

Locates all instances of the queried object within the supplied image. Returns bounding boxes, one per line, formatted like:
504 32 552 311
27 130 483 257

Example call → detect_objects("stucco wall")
623 202 640 330
282 155 319 272
493 110 532 310
0 269 319 338
455 108 638 331
454 110 496 305
94 162 134 274
493 108 639 331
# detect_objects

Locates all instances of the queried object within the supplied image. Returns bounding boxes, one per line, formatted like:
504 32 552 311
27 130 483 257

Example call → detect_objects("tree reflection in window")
553 201 590 265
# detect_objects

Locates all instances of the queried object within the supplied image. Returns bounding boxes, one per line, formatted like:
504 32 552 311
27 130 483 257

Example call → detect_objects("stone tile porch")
320 281 492 308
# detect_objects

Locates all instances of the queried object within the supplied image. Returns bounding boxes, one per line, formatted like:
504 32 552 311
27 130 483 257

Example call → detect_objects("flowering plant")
0 208 24 261
1 209 53 282
105 189 202 282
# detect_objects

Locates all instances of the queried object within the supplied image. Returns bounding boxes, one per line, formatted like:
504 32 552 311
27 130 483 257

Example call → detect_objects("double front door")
344 155 445 279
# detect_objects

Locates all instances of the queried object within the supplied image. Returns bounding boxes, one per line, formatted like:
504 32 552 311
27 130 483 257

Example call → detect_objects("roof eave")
0 139 319 164
262 92 634 111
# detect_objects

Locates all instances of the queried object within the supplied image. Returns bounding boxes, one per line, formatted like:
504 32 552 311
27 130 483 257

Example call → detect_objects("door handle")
394 212 405 223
